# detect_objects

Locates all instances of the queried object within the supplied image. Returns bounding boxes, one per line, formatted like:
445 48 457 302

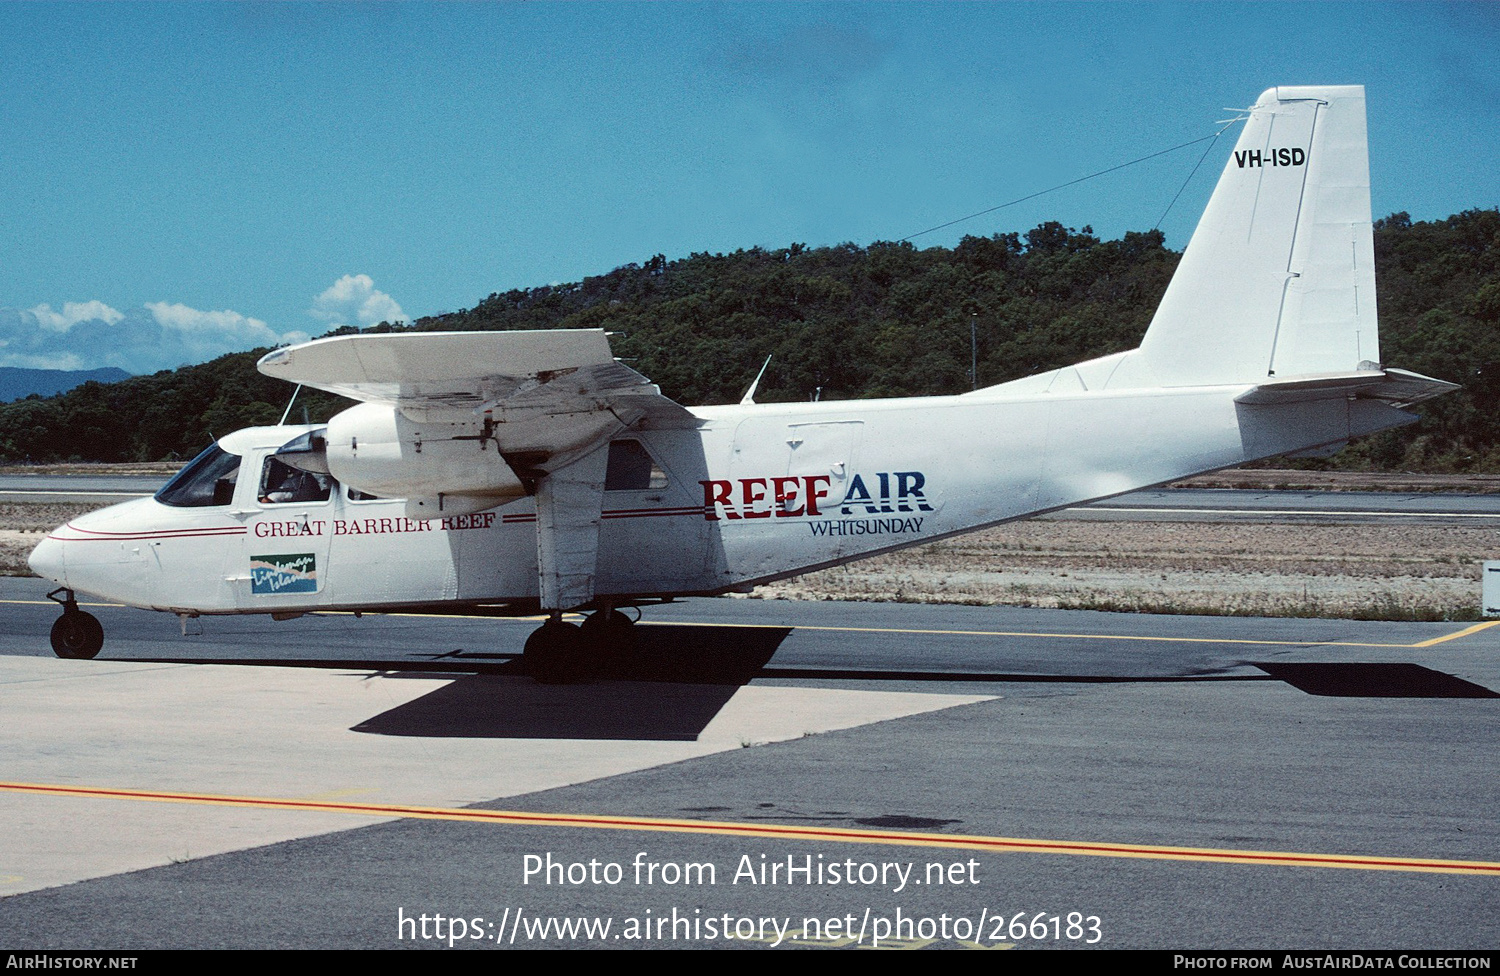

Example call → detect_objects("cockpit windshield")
154 444 242 508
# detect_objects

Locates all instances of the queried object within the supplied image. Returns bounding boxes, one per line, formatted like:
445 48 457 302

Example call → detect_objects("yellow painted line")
324 613 1498 651
316 612 1495 650
649 620 1427 649
3 600 1495 650
1409 620 1500 647
3 780 1497 876
292 787 379 803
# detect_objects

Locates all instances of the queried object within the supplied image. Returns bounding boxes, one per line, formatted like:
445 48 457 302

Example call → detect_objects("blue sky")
0 2 1495 374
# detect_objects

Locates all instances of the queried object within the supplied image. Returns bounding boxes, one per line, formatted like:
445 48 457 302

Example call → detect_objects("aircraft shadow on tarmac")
131 627 1497 741
353 625 794 740
1252 662 1499 698
136 625 793 740
352 675 743 740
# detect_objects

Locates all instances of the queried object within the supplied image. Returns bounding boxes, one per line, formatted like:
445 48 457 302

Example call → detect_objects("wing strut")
534 444 609 611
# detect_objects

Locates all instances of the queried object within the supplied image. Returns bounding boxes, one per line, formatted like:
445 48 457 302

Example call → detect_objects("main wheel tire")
578 609 636 678
579 608 636 648
524 619 590 684
51 610 104 660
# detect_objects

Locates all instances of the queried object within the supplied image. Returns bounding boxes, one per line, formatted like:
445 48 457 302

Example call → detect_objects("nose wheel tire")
51 610 104 660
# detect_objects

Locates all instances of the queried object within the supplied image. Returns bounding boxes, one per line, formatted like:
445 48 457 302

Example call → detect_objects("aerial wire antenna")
1153 115 1247 230
898 115 1248 243
278 384 303 426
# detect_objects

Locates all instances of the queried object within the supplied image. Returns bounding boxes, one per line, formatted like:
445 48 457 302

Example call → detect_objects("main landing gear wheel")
526 608 638 684
51 610 104 660
525 617 593 685
578 607 637 654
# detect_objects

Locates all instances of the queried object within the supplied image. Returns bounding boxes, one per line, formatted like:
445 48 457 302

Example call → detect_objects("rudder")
1138 86 1377 387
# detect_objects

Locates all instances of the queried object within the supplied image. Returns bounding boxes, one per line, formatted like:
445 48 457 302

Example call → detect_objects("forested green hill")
3 209 1496 471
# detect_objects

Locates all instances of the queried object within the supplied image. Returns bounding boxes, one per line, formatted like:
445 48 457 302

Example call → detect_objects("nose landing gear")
46 588 104 660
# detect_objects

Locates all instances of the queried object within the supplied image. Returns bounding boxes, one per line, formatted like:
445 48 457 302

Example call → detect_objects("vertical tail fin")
1138 85 1377 386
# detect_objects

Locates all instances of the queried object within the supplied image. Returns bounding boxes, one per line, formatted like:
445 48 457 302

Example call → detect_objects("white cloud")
308 274 407 329
146 301 272 335
0 300 310 374
143 302 310 370
29 300 124 331
0 279 405 376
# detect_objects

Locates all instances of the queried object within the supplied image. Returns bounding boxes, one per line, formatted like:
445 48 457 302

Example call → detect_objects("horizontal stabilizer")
1235 368 1459 409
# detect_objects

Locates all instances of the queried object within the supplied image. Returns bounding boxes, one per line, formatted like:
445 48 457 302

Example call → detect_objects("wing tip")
257 346 293 372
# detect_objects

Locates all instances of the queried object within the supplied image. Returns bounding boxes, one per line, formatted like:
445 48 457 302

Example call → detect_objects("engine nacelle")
325 402 526 509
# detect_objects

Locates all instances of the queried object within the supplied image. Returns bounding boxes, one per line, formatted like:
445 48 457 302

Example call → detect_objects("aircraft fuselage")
30 379 1413 616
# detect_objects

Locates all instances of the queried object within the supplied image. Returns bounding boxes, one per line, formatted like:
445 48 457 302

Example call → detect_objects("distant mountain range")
0 366 131 402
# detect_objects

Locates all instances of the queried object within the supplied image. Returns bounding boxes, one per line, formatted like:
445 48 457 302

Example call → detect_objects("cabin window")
604 439 667 491
155 444 243 508
346 486 383 502
258 456 332 505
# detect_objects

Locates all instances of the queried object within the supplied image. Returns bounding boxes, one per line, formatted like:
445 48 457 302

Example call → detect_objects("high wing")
258 329 696 611
257 328 693 430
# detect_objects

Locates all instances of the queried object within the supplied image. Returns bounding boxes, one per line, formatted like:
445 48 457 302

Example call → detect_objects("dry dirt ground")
750 520 1490 620
4 471 1494 620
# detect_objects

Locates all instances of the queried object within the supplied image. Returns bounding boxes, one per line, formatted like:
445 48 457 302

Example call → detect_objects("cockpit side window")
259 456 333 505
155 444 243 508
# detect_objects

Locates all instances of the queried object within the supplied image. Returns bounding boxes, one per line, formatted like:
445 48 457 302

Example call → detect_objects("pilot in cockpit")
259 457 332 505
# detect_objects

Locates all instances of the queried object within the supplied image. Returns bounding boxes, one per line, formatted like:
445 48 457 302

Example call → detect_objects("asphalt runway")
0 474 163 504
0 576 1497 949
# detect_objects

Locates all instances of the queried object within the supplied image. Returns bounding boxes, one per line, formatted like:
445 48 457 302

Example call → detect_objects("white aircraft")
29 85 1455 680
